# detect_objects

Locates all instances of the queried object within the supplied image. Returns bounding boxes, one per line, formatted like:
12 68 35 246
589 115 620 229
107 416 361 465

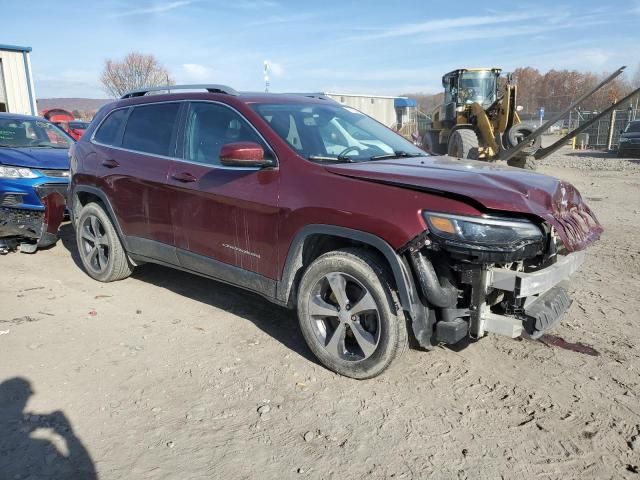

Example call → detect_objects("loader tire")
422 130 445 155
447 129 479 159
506 124 541 155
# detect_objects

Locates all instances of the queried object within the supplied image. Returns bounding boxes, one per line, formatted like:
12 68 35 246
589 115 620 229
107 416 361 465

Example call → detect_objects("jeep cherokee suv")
69 85 602 378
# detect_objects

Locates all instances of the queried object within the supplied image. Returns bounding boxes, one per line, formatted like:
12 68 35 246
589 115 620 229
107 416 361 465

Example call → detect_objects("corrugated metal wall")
325 94 397 127
0 49 35 115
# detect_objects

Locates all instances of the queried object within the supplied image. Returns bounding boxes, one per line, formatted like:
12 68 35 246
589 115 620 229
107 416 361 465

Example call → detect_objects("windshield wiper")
307 155 355 163
369 151 427 161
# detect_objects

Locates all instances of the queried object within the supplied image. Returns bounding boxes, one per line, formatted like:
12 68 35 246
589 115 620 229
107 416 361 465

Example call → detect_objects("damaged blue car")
0 113 72 253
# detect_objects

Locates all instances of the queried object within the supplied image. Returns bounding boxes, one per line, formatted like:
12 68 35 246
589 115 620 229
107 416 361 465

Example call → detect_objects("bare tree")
100 52 174 98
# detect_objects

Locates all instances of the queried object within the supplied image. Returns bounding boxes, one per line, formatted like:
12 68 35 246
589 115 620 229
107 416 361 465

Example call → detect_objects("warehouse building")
323 92 418 138
0 44 37 115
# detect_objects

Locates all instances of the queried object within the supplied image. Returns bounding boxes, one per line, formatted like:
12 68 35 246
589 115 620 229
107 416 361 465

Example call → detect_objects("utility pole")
607 109 617 151
264 61 270 93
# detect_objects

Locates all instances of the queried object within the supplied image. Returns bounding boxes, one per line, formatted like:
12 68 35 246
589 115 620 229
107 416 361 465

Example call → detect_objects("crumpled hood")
0 147 69 170
326 156 603 252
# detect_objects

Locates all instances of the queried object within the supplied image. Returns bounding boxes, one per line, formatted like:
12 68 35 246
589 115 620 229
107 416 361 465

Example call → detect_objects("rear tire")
76 203 133 282
297 248 408 379
447 129 479 159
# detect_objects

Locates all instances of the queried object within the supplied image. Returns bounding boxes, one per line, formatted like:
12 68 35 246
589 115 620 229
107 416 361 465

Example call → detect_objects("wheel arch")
71 185 130 251
276 225 420 317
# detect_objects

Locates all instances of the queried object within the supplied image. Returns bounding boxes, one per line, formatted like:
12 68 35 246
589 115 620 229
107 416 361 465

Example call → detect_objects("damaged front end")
0 186 67 254
403 197 602 346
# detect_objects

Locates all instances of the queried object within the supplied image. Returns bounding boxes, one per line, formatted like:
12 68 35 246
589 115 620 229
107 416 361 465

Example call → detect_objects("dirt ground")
1 146 639 479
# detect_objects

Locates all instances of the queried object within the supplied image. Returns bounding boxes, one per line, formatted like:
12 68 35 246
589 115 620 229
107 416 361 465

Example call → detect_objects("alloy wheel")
79 214 110 274
307 272 381 362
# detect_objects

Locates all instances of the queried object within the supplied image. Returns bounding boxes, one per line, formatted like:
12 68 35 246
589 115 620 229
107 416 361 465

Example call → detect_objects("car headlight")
0 165 39 179
423 211 544 249
618 137 630 143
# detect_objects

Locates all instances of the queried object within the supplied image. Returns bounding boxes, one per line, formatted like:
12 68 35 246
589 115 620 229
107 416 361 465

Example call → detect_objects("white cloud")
266 61 284 77
233 0 280 9
180 63 215 82
343 12 547 42
247 12 318 26
34 70 104 98
111 1 193 18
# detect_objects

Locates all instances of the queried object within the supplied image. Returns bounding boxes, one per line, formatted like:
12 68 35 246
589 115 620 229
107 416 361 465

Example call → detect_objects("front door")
168 101 280 284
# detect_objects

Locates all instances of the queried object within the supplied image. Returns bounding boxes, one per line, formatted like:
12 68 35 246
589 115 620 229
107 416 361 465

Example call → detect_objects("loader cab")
442 68 501 121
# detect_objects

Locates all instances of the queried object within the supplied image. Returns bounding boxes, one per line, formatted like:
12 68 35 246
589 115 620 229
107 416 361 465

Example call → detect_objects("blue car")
0 113 73 253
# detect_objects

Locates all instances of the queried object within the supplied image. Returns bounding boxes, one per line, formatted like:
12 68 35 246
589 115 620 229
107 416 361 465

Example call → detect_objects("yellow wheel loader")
422 66 640 169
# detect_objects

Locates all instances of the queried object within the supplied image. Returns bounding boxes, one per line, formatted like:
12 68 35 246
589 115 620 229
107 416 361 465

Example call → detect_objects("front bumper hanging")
478 251 584 338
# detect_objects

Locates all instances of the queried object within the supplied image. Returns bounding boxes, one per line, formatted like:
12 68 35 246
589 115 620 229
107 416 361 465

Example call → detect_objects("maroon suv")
69 85 602 378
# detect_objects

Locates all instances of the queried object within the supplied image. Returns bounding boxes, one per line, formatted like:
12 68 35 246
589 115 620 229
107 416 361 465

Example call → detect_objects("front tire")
422 130 444 155
297 248 408 379
75 203 133 282
447 129 479 159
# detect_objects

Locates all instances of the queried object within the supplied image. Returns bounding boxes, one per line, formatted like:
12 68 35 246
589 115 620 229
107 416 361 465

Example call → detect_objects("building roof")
324 92 408 100
394 98 417 108
0 44 32 53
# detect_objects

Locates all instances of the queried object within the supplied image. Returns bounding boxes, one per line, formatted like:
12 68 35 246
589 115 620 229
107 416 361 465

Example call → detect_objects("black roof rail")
120 84 238 99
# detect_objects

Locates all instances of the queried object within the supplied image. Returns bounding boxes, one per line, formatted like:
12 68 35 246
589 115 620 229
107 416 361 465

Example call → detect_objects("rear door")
93 102 181 255
167 101 280 281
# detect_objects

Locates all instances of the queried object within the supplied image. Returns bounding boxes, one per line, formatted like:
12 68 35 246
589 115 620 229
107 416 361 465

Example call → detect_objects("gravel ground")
1 146 639 479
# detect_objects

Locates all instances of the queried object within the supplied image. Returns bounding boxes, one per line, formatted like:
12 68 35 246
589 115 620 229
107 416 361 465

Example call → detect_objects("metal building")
324 92 418 138
0 44 37 115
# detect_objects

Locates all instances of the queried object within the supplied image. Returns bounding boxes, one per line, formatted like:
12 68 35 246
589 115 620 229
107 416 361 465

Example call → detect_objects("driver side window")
184 102 270 166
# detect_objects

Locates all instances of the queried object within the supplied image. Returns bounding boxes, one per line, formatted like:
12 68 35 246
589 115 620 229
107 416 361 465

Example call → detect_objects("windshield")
458 71 497 106
0 118 73 148
624 121 640 133
252 103 427 163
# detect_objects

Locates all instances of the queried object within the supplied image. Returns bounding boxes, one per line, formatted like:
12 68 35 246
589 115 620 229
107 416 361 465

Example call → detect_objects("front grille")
39 169 70 178
0 193 25 207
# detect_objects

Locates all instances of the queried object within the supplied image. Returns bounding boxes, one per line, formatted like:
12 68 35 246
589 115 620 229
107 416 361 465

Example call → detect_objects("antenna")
264 60 270 93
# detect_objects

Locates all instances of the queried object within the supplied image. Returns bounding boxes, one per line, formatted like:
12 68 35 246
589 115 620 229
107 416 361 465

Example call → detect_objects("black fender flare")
276 224 421 317
70 185 130 250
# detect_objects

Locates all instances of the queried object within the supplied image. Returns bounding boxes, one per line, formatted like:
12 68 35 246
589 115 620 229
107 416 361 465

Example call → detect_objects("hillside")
36 97 112 114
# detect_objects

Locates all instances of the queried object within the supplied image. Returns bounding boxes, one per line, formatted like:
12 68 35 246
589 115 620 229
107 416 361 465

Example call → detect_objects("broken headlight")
0 165 38 179
423 212 544 249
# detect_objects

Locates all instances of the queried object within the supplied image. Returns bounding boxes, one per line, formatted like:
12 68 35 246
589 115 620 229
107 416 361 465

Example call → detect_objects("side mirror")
219 142 273 168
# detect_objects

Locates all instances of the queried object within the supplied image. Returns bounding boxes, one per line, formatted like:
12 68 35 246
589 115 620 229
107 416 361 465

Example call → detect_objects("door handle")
101 159 120 168
171 172 198 183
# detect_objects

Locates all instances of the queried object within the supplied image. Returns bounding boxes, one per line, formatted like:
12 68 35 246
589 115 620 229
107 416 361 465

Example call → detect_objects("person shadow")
0 377 97 480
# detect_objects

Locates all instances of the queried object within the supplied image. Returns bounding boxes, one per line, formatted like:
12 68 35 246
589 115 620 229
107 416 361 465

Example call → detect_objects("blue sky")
3 0 640 98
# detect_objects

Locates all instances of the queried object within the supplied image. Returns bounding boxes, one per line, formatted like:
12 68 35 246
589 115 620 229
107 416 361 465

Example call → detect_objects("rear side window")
94 108 128 146
122 103 180 156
